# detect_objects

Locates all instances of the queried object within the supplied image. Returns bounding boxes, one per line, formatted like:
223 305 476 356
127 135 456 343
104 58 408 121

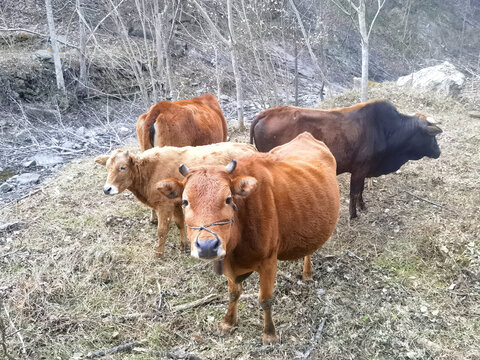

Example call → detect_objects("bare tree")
288 0 329 98
45 0 66 93
192 0 245 130
331 0 385 102
76 0 88 91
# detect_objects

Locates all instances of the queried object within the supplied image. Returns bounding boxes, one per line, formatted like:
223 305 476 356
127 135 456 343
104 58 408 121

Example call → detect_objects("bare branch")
191 0 230 46
0 28 79 50
367 0 386 38
287 0 328 84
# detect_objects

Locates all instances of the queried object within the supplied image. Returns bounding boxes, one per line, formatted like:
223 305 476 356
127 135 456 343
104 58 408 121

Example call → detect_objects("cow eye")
120 165 127 171
182 199 189 207
226 196 232 205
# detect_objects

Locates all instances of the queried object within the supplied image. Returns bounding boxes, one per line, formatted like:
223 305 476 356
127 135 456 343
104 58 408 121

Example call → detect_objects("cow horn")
427 124 443 136
179 164 189 176
226 160 237 173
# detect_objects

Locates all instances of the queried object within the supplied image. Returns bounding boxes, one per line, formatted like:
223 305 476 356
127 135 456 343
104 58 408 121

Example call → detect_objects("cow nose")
103 186 112 195
195 238 221 259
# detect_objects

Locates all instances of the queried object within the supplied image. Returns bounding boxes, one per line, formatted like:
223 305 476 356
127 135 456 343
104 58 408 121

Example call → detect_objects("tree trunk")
227 0 244 130
45 0 65 93
77 0 87 90
357 0 368 102
360 39 369 102
294 30 299 106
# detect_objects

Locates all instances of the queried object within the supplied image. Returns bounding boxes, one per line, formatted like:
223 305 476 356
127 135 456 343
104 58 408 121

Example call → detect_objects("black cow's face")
408 117 442 160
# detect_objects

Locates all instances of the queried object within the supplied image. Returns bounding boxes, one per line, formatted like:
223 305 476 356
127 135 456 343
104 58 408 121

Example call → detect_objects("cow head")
95 149 136 195
407 114 443 160
157 160 257 260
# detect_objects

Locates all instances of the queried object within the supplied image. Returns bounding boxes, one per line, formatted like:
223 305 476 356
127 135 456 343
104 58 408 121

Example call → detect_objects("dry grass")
1 83 479 359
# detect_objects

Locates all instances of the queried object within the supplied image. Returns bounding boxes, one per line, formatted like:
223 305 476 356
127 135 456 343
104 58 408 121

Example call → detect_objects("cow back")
234 138 339 262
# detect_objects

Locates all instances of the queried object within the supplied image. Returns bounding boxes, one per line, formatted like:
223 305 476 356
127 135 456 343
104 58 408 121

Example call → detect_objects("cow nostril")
104 187 111 194
195 238 201 249
213 238 220 250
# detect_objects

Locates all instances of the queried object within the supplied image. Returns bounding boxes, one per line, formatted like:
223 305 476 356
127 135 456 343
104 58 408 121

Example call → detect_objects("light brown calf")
95 142 257 257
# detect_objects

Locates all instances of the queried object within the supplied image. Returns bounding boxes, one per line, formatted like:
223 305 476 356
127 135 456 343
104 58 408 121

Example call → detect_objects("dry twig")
86 339 146 358
300 318 326 359
171 294 220 312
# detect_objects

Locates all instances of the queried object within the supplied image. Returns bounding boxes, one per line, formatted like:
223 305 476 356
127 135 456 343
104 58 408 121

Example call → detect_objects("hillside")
1 84 479 359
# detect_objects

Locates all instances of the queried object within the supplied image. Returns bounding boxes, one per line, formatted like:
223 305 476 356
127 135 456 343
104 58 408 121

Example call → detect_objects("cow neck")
383 115 416 151
126 161 150 206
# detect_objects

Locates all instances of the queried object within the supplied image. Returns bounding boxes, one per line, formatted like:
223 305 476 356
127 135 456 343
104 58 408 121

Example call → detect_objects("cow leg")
349 173 366 219
218 278 243 335
302 255 313 282
173 204 186 251
259 260 279 344
155 212 171 258
358 192 366 210
150 209 158 224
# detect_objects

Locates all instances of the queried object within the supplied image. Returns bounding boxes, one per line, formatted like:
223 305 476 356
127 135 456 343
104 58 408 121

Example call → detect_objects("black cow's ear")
427 124 442 136
157 178 184 199
232 176 257 197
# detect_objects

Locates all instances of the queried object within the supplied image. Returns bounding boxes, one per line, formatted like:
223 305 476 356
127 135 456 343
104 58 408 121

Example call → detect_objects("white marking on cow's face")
191 246 199 259
103 184 119 195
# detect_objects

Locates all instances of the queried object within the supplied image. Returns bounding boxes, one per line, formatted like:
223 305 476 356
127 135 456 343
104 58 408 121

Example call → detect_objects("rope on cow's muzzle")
186 215 235 237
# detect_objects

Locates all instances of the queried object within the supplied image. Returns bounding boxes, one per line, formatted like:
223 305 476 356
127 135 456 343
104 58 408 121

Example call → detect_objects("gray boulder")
397 61 465 96
16 173 40 185
33 153 63 167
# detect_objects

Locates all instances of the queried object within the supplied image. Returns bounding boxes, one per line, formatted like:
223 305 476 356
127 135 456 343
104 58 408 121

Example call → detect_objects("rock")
468 111 480 119
23 160 36 168
396 61 465 96
0 222 26 233
33 153 63 167
16 172 40 185
34 49 54 62
61 140 74 149
0 182 14 193
24 106 59 122
119 126 129 135
76 126 86 136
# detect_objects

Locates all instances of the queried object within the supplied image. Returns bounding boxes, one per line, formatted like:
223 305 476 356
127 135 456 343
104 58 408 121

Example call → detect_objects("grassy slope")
1 84 479 359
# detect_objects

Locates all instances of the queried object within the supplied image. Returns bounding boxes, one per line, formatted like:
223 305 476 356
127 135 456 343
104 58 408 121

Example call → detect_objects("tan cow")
95 142 257 257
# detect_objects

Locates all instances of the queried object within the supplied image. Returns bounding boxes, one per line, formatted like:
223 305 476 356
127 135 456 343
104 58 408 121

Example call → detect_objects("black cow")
250 100 443 218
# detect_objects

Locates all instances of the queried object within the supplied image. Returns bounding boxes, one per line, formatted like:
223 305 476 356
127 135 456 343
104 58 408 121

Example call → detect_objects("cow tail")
249 114 264 145
143 108 161 149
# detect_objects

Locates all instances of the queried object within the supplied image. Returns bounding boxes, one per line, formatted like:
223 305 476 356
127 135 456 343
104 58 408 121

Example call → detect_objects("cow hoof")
218 321 236 335
154 251 165 259
179 243 185 252
262 333 279 344
302 274 313 282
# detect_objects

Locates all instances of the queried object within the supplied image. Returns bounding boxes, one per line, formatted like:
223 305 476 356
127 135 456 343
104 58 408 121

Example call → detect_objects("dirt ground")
0 83 479 359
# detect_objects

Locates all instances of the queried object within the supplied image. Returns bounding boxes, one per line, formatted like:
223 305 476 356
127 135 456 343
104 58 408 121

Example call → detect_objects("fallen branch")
86 339 146 358
403 190 455 212
0 28 79 50
171 294 219 312
301 318 326 359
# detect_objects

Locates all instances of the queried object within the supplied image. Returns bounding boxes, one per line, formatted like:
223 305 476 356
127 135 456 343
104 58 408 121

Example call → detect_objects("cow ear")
95 155 109 165
427 124 442 136
232 176 257 197
157 178 184 199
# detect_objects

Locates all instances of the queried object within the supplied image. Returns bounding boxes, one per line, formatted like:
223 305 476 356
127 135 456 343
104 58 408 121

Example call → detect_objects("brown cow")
250 100 443 218
136 93 227 152
158 132 340 343
95 142 257 257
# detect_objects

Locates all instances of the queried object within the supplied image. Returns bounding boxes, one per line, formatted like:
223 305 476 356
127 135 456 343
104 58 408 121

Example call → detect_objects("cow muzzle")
187 216 233 260
103 184 118 195
194 237 223 259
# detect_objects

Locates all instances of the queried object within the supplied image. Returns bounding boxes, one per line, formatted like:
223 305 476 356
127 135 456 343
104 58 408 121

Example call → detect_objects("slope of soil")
0 84 479 359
